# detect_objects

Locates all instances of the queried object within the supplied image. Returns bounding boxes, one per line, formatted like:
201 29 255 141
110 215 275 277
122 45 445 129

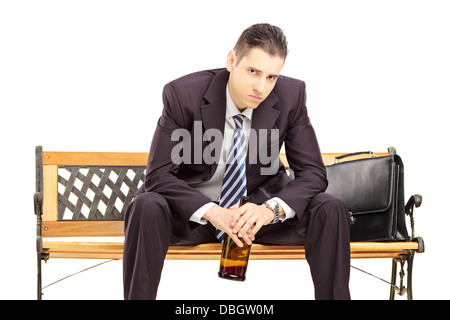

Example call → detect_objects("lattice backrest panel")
57 166 145 220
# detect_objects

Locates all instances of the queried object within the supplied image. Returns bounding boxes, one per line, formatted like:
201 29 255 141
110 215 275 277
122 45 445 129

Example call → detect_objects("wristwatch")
265 199 280 224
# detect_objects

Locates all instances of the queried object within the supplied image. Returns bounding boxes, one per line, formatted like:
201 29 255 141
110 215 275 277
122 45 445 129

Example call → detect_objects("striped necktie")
216 114 247 242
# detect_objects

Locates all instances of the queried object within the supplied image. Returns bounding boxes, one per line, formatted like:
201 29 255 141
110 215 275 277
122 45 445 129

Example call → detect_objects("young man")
123 23 351 300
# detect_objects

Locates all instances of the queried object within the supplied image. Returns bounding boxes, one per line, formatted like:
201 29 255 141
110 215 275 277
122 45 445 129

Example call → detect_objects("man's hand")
230 203 274 245
203 205 245 247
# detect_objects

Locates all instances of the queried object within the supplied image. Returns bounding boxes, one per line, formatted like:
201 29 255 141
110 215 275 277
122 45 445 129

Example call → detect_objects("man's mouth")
249 95 262 102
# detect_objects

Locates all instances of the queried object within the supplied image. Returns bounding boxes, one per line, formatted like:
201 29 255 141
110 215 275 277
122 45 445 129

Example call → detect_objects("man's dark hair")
234 23 288 65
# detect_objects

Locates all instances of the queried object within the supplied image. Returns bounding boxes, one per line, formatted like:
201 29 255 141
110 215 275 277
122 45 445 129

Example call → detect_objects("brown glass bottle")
218 196 251 281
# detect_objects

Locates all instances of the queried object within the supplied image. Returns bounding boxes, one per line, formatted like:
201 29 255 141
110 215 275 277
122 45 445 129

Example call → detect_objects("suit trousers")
123 192 351 300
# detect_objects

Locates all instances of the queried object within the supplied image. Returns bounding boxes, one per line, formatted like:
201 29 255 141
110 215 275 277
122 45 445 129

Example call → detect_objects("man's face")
226 47 284 112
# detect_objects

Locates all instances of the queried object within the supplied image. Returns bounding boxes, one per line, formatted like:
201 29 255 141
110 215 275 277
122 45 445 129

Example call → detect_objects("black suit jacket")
141 68 327 231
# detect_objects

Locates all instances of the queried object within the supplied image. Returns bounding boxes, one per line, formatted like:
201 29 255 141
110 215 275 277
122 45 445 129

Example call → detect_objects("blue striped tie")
216 114 247 242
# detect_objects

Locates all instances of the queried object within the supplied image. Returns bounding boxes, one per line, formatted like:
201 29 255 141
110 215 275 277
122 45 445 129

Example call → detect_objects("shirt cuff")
189 202 217 225
270 197 295 222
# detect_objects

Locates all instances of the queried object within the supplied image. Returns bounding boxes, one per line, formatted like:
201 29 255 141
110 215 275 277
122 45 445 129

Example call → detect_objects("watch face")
267 200 277 209
265 200 279 224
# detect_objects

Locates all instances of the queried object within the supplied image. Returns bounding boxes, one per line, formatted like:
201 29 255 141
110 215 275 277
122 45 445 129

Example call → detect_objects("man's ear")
226 50 237 72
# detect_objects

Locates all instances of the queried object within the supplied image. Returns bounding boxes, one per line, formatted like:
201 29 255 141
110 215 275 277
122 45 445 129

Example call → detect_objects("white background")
1 0 449 300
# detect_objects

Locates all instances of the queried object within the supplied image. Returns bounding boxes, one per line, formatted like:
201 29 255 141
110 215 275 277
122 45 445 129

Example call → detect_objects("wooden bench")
34 146 424 300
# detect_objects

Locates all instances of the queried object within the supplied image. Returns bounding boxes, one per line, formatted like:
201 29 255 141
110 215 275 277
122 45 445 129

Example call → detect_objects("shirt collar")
226 85 253 121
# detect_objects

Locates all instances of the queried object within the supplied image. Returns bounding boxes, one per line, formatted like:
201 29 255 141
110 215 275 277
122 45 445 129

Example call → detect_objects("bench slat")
43 151 388 167
42 151 149 166
42 221 125 237
42 241 419 260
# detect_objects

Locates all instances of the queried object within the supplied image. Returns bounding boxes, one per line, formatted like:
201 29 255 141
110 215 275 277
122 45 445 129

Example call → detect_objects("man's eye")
249 69 256 74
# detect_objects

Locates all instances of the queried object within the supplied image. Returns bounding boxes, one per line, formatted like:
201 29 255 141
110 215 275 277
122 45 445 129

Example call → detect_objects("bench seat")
43 241 419 260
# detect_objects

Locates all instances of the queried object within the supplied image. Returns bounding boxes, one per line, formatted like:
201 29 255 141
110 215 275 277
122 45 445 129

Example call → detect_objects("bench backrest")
35 146 387 238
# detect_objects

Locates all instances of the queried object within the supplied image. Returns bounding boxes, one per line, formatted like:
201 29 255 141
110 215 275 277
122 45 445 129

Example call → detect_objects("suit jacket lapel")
200 69 229 133
200 69 229 175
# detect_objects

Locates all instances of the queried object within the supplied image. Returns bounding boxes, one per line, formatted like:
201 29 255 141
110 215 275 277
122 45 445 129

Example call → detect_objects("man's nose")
253 78 265 94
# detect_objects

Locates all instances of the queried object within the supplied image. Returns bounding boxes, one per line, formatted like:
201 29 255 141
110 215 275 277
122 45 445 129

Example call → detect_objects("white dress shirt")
189 85 295 224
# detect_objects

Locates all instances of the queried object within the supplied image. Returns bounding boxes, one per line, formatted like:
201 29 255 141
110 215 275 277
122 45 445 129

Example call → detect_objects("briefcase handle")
334 151 374 163
333 147 397 163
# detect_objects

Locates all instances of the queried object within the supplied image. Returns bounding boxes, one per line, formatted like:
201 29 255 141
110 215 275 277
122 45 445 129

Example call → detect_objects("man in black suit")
123 23 351 300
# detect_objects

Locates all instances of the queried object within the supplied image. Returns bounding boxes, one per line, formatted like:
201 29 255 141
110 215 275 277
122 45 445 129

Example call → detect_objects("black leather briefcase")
325 151 409 242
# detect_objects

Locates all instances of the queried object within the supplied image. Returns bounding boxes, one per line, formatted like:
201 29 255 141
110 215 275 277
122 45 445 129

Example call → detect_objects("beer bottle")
218 196 251 281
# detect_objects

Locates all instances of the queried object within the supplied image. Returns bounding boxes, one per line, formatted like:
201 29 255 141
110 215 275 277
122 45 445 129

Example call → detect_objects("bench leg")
389 251 415 300
37 248 49 300
34 190 48 300
406 251 415 300
389 259 398 300
37 252 43 300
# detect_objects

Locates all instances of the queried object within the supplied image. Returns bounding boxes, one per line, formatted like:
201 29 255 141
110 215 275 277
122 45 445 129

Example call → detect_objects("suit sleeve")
144 83 211 225
275 81 328 219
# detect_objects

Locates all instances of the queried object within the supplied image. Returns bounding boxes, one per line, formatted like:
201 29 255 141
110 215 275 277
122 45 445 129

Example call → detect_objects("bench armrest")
406 194 422 212
405 194 422 244
34 191 43 216
34 192 44 254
